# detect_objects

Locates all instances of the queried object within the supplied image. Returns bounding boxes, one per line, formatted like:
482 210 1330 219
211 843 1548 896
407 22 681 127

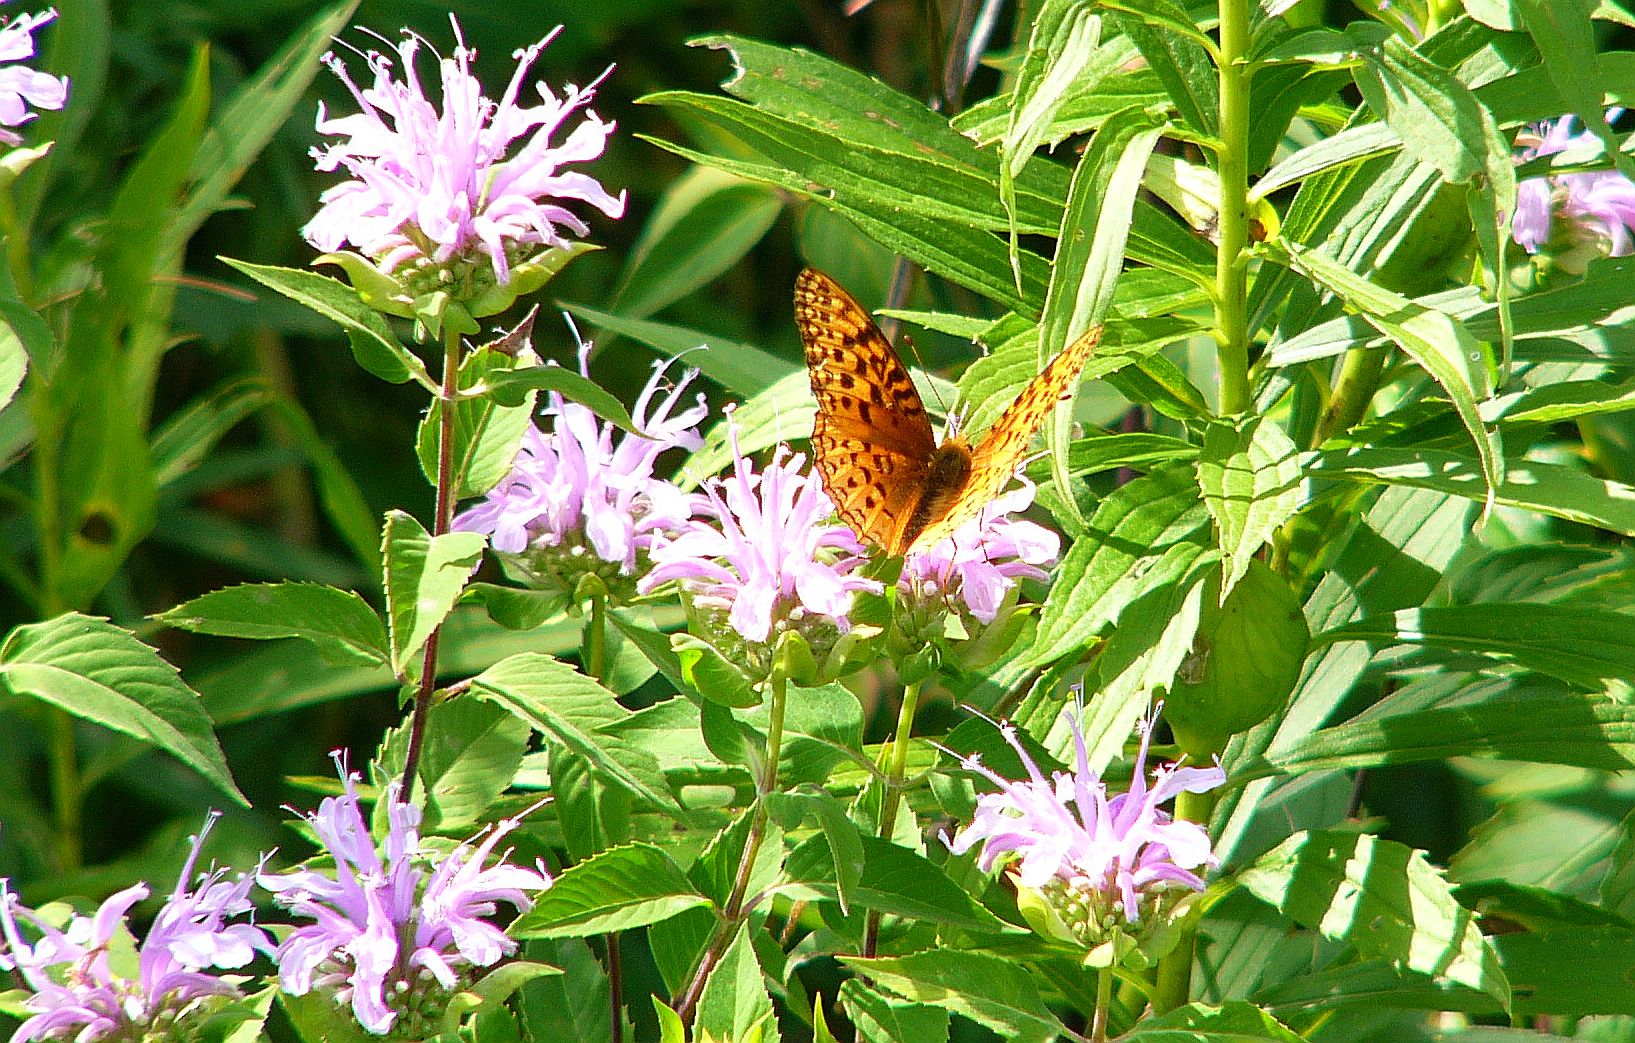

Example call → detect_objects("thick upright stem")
1090 966 1112 1043
1213 0 1253 416
400 326 462 804
674 666 789 1024
863 679 923 957
1152 786 1220 1012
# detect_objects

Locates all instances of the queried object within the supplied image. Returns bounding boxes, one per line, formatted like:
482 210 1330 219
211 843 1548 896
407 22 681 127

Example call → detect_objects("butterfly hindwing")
796 269 938 549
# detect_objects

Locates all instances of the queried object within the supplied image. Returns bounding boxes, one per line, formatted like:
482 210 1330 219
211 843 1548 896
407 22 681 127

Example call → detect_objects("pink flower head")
0 3 68 146
946 709 1223 925
0 813 273 1042
304 17 625 285
1513 110 1635 259
259 753 550 1036
640 429 882 644
899 478 1059 624
453 342 706 575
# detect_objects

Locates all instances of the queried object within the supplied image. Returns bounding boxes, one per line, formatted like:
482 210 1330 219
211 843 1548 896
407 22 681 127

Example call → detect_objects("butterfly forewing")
907 324 1102 552
796 269 939 550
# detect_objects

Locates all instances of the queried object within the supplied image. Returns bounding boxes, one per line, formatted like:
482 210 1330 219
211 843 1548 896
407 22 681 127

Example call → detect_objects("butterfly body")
795 268 1099 555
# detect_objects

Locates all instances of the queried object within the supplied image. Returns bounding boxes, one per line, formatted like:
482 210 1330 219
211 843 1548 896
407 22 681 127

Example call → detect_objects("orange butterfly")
795 268 1100 556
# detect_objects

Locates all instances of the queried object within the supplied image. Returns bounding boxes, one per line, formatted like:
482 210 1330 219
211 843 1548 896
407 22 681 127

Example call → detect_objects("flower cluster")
0 2 68 146
897 478 1059 625
1512 111 1635 271
259 756 551 1036
946 709 1223 958
454 344 707 598
0 816 271 1043
642 430 881 662
304 17 624 289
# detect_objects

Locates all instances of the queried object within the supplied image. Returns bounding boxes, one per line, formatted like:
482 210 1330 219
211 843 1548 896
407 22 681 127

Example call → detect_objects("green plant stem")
1311 344 1387 447
674 664 789 1025
587 589 608 683
399 325 462 805
1090 966 1112 1043
46 707 81 870
862 678 924 957
1213 0 1253 416
1152 786 1220 1012
583 591 623 1043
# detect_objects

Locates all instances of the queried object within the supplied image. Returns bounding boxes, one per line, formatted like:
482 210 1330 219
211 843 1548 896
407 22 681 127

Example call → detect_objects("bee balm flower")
303 17 624 296
1512 111 1635 271
0 3 68 146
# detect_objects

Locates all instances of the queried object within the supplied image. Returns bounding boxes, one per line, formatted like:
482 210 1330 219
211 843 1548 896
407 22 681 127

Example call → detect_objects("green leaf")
1315 604 1635 688
765 790 864 916
1284 243 1501 495
384 698 529 831
262 392 383 576
0 614 244 806
1600 807 1635 920
1126 1001 1303 1041
781 834 1010 933
517 938 612 1043
1308 447 1635 537
149 378 272 487
226 260 428 386
1235 831 1510 1005
839 980 949 1043
838 950 1065 1043
1262 683 1635 774
1495 925 1635 1016
382 510 485 675
514 843 713 937
470 652 681 813
418 346 537 499
482 364 637 433
681 371 813 487
0 305 26 413
696 925 777 1043
1027 466 1211 668
549 745 632 863
615 167 783 320
157 582 388 667
1512 0 1635 183
562 303 796 399
673 633 759 709
1196 416 1302 600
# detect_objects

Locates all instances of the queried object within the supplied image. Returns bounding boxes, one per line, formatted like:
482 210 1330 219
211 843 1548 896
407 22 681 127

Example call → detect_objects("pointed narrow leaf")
0 614 244 806
514 843 713 937
470 652 681 813
840 980 950 1043
418 347 537 499
158 582 388 667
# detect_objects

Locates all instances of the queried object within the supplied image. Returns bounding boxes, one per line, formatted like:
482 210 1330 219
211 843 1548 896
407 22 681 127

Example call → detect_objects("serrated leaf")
224 260 429 387
1263 685 1635 775
838 950 1065 1043
157 582 388 667
0 614 244 806
1126 1000 1304 1040
1307 447 1635 537
514 843 713 937
382 510 485 674
697 924 779 1043
1196 416 1302 600
1235 830 1510 1005
382 698 529 830
839 979 950 1043
469 652 681 813
781 835 1010 933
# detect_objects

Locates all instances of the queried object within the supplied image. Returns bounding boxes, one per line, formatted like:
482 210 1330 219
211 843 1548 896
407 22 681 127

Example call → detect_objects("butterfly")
795 267 1100 556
